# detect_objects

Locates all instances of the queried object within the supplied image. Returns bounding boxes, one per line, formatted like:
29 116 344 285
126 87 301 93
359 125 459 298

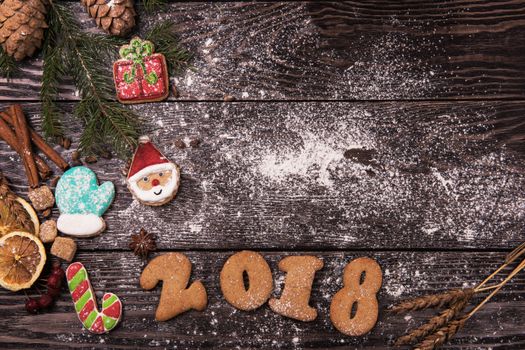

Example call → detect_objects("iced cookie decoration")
66 262 122 334
113 37 169 104
127 136 180 206
55 166 115 237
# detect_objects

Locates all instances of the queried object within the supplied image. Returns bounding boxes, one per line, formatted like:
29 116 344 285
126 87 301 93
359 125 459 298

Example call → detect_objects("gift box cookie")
113 37 169 104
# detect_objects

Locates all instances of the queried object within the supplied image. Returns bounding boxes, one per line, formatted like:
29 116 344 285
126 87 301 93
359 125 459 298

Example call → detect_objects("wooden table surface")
1 1 525 349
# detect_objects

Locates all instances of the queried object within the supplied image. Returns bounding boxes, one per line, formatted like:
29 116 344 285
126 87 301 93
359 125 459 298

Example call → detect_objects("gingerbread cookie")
66 262 122 334
269 255 324 322
330 257 382 336
113 37 169 104
140 253 207 321
55 166 115 237
127 136 180 206
220 250 273 311
51 236 77 262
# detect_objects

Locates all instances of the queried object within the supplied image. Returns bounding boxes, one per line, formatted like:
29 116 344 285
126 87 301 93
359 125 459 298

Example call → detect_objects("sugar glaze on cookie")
55 166 115 237
127 136 180 206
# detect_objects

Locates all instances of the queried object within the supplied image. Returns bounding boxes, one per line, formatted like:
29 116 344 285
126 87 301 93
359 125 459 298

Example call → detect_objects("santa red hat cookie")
127 136 180 206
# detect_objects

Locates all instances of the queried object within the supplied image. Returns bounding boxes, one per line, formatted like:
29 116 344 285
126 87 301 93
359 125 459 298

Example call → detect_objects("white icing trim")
128 165 180 205
128 162 178 183
57 213 106 237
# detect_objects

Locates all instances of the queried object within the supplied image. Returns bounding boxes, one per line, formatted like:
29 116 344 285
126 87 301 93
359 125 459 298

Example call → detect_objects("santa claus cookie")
127 136 180 206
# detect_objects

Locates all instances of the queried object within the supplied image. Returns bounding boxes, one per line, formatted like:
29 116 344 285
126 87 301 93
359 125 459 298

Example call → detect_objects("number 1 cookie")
66 262 122 334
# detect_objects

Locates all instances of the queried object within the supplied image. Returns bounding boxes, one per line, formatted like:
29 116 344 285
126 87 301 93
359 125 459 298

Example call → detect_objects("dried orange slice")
0 231 46 291
0 197 40 238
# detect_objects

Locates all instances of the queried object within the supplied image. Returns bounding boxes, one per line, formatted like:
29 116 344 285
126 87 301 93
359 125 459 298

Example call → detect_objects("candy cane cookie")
66 262 122 334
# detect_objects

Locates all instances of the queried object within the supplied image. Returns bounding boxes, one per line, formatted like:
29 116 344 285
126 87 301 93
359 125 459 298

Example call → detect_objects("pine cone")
0 0 48 61
81 0 136 37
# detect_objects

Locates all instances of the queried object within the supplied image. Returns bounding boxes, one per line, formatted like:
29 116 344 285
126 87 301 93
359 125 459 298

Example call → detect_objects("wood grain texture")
0 101 523 251
0 250 523 349
0 2 524 348
1 1 525 101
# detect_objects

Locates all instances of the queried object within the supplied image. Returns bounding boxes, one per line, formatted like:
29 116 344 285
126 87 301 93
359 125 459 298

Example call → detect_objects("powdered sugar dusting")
110 102 525 251
153 2 441 100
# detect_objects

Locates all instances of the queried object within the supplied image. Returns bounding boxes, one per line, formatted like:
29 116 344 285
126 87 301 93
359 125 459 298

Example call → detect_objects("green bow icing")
119 38 159 85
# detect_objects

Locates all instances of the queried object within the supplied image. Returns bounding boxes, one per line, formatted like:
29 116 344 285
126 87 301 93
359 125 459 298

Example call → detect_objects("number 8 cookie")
330 257 382 336
66 262 122 334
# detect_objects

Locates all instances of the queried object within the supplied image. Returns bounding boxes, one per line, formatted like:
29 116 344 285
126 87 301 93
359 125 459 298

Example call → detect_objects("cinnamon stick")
0 109 69 170
0 117 51 179
11 105 39 187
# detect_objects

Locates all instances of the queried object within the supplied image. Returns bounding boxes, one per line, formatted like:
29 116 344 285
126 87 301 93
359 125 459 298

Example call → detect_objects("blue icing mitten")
56 166 115 237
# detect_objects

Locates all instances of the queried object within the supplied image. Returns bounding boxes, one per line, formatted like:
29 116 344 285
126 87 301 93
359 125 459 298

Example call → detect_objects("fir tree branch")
41 5 65 140
41 45 65 140
46 1 139 157
145 20 192 75
0 46 20 80
141 0 167 13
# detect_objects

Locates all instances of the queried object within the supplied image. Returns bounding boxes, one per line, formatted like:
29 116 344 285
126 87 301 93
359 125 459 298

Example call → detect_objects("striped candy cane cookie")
66 262 122 334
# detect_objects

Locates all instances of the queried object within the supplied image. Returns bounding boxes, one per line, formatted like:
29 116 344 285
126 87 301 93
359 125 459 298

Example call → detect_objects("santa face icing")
127 136 181 206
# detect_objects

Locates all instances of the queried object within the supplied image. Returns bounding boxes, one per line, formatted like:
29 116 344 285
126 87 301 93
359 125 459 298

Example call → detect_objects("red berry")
51 266 65 279
47 286 61 298
38 294 53 309
25 298 40 314
47 274 61 290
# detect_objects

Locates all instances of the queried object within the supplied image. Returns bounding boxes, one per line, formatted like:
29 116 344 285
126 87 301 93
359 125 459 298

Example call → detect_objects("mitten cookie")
55 166 115 237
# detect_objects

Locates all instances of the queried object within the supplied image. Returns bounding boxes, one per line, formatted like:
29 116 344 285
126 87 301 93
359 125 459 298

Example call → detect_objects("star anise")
129 228 156 259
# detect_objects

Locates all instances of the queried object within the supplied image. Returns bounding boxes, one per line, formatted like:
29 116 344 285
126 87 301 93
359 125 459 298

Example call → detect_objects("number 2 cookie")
127 136 181 206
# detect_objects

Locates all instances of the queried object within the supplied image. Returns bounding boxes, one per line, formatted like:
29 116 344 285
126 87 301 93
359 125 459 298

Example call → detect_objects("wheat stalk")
413 315 468 350
412 257 525 350
389 288 474 314
392 242 525 350
394 292 472 346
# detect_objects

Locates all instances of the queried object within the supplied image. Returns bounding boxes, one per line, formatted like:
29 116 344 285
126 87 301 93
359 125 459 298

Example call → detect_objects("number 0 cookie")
220 251 273 311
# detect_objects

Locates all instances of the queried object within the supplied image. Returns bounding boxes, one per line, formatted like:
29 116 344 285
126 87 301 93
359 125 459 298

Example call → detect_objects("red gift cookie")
113 37 169 104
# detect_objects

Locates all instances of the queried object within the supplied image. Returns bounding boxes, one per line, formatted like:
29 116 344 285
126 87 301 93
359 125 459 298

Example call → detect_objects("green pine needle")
0 47 20 80
39 2 191 158
41 6 65 141
41 45 65 140
145 20 192 75
44 1 139 158
142 0 167 13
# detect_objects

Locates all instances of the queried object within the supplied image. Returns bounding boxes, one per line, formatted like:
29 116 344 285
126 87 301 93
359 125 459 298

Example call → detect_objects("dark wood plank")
0 250 523 349
0 101 523 250
2 1 525 101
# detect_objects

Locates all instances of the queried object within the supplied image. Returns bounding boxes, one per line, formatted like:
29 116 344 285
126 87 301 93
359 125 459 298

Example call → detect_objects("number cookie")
330 257 382 336
66 262 122 334
140 253 207 321
269 255 323 321
55 166 115 237
127 136 181 206
220 250 273 311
